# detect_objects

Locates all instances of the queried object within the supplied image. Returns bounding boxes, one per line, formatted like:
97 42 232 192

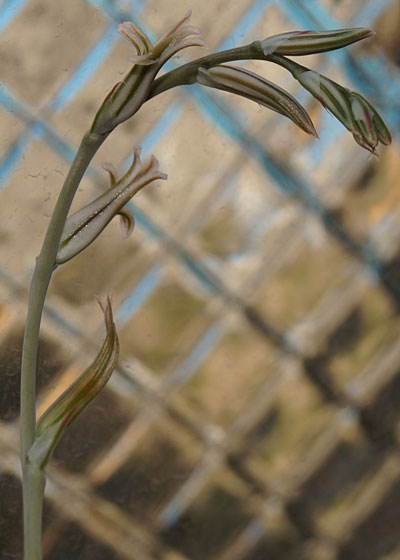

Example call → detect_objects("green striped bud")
273 56 391 154
197 64 318 137
261 28 374 56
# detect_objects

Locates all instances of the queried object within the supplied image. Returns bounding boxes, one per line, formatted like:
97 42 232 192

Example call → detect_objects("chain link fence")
1 0 400 558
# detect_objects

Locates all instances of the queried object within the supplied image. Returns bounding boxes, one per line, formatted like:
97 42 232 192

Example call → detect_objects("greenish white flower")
91 11 207 135
56 147 167 264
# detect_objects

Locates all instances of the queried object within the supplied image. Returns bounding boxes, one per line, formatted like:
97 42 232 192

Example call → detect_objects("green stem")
265 52 306 76
148 41 264 98
21 129 107 560
22 464 46 560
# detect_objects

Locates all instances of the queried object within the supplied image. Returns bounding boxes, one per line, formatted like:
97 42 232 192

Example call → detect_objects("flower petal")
102 162 118 186
92 13 206 134
118 207 135 239
299 69 355 128
152 11 206 61
352 92 391 146
350 92 378 152
118 21 153 59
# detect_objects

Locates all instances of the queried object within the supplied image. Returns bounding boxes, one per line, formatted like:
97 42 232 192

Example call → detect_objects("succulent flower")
270 55 391 154
91 11 207 135
56 147 167 264
260 28 374 56
29 296 119 468
197 64 318 137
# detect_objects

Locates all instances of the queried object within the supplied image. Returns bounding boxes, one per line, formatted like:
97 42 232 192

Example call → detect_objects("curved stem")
148 41 264 98
21 129 107 559
265 52 307 75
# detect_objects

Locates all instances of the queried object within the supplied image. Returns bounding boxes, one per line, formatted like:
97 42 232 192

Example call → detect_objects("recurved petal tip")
118 21 153 54
119 208 135 239
95 293 112 316
102 162 118 186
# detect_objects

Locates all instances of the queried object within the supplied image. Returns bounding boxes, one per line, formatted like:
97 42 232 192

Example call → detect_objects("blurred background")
1 0 400 558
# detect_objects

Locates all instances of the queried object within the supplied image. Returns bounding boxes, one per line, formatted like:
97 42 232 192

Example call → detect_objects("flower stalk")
148 27 375 97
21 130 106 560
21 131 106 467
20 13 391 560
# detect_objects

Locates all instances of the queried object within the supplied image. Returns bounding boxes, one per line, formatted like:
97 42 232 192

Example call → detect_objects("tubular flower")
197 64 318 137
272 56 391 154
260 28 374 56
56 147 167 264
29 296 119 468
91 11 207 135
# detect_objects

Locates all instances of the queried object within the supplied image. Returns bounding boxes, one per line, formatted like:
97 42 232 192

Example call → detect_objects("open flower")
91 11 206 135
56 147 167 264
197 64 318 137
30 296 119 468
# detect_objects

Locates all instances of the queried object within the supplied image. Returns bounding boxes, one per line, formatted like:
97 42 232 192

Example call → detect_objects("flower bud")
298 69 390 153
197 64 318 137
261 28 374 56
350 92 391 149
56 146 167 264
274 56 391 154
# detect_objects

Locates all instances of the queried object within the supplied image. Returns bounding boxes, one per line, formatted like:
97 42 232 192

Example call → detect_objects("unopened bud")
197 64 318 137
261 28 374 56
273 56 391 154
